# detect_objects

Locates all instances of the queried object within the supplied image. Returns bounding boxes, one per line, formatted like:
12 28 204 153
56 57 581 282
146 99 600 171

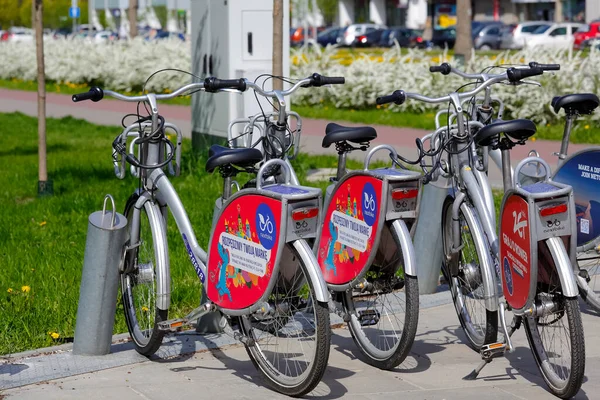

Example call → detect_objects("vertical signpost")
70 0 80 34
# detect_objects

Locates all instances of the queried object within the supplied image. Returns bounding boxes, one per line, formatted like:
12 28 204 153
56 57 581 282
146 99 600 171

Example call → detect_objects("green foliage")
316 0 337 26
0 0 89 29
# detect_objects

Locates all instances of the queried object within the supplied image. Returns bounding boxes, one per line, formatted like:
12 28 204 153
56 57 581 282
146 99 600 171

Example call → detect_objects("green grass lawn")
0 112 382 355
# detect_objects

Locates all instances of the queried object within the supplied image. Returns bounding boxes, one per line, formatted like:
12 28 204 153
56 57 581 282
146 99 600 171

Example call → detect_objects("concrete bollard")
73 195 127 355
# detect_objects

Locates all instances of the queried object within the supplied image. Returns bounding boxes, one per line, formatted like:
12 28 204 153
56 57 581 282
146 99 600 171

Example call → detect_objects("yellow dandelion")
531 137 536 142
7 288 13 293
141 306 149 312
39 221 47 227
585 125 590 129
48 332 60 339
21 286 30 293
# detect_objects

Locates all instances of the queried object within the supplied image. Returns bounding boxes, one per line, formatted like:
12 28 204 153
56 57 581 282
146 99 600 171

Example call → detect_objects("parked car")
316 26 343 46
526 22 585 49
472 21 504 50
499 21 552 49
353 28 386 47
0 27 34 42
93 30 119 43
378 27 423 48
338 23 386 46
290 26 325 46
430 27 456 48
574 21 600 49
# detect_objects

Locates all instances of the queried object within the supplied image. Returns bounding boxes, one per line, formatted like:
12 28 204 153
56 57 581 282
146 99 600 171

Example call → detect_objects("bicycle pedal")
480 342 506 361
158 318 189 332
358 310 380 326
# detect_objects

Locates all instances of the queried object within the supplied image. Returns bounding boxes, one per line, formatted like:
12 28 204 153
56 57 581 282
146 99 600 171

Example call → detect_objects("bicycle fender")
390 219 417 277
546 237 579 298
292 240 330 303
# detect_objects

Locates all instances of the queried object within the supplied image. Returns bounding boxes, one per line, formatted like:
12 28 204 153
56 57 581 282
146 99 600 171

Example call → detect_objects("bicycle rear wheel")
575 250 600 312
239 242 330 397
342 221 419 370
121 194 168 356
524 239 585 399
442 198 498 350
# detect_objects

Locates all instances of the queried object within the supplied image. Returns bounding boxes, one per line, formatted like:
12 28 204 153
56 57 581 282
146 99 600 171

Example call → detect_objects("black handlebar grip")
529 62 560 71
507 67 543 83
310 73 345 87
204 77 247 92
376 90 406 105
429 63 451 75
72 87 104 102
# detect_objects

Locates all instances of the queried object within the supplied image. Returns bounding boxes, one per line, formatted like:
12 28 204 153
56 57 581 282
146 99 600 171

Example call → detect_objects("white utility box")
190 0 290 143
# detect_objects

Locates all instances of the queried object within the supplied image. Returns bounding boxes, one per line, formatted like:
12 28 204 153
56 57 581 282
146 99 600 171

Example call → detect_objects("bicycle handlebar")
528 62 560 71
72 82 207 103
376 90 406 105
72 87 104 102
204 77 247 92
429 63 452 75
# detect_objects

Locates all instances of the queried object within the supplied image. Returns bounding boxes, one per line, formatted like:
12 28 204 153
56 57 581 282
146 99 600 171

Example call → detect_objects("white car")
499 21 552 49
339 23 387 46
526 23 585 49
4 27 34 42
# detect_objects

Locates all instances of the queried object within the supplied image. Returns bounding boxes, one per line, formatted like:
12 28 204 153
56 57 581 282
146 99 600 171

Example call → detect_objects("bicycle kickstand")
463 303 521 380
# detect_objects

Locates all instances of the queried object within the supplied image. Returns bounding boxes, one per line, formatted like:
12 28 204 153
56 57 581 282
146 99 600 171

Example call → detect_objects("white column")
586 0 600 22
338 0 354 26
369 0 386 25
406 0 428 29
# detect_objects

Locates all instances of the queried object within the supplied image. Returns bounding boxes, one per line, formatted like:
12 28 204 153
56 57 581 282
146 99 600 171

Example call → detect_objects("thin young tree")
273 0 284 94
454 0 472 64
129 0 138 38
34 0 51 195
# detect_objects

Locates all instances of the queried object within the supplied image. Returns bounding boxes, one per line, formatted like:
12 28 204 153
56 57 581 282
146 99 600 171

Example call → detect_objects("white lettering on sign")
331 210 372 252
220 232 270 277
502 232 528 264
578 163 600 180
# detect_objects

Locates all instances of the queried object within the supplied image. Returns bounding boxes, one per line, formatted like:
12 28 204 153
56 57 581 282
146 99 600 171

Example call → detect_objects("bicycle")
71 79 332 397
225 73 422 370
549 93 600 312
377 66 585 398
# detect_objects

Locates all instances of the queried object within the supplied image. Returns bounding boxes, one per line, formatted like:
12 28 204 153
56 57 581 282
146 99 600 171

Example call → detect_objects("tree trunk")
555 0 563 22
272 0 284 94
454 0 472 63
34 0 50 195
129 0 138 38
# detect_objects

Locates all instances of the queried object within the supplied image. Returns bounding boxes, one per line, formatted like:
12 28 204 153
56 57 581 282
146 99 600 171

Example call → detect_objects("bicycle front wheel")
342 221 419 370
239 242 330 397
524 239 585 399
121 194 169 356
442 198 498 350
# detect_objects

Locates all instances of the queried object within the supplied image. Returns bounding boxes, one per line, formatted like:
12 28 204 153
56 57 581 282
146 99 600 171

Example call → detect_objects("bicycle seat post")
499 139 513 192
557 112 576 166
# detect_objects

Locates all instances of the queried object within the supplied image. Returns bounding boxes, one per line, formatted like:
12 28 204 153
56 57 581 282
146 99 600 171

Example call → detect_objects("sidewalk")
2 300 600 399
0 88 587 188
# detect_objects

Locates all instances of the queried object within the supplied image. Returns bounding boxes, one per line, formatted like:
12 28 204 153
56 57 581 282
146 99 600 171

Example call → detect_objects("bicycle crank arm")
158 302 217 332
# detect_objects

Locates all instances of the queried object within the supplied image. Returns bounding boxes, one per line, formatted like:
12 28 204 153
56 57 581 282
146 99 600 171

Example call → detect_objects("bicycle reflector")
292 207 319 221
539 202 568 217
391 188 419 200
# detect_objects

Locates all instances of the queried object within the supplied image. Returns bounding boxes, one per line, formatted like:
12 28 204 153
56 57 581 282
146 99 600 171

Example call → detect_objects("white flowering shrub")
0 38 192 92
291 44 600 125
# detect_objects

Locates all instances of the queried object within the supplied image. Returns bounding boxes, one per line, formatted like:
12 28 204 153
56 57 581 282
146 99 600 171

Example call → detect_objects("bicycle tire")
524 240 585 399
239 242 330 397
121 194 168 357
575 254 600 313
342 221 419 370
441 198 498 351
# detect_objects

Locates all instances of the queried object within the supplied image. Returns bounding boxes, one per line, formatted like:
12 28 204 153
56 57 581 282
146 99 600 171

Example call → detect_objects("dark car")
430 27 456 48
379 27 424 48
317 26 343 46
353 28 386 47
290 26 325 46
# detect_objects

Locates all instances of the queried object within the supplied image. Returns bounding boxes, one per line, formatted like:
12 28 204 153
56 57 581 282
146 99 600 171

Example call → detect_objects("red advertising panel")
317 175 383 285
500 194 532 310
206 195 282 309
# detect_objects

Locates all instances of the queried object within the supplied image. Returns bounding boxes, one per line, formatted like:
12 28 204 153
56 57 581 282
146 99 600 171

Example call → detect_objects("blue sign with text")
69 7 80 18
